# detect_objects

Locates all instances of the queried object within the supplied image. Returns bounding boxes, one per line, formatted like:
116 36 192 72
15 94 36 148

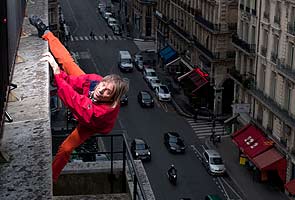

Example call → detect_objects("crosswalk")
186 118 225 139
69 35 125 42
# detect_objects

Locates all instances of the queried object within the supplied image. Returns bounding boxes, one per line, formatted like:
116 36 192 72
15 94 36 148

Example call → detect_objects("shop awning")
177 67 209 92
232 124 274 158
159 46 178 64
252 148 287 182
285 179 295 195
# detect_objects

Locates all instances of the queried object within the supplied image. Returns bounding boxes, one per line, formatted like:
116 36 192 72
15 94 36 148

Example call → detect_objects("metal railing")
0 0 26 138
52 133 148 200
232 33 256 54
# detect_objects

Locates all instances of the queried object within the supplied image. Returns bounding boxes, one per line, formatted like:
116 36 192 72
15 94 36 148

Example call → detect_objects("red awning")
252 148 287 182
232 124 274 158
285 179 295 195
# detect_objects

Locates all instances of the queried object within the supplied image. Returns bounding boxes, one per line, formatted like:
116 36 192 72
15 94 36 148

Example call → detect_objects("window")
287 42 295 69
251 26 256 44
267 111 273 131
284 82 292 110
273 35 279 54
270 71 276 99
260 64 266 91
244 23 249 41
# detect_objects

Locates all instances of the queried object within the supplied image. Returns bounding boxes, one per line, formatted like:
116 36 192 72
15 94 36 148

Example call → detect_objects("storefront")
232 124 287 185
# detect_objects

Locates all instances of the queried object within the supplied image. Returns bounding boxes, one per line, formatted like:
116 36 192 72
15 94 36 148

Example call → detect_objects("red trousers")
43 32 96 183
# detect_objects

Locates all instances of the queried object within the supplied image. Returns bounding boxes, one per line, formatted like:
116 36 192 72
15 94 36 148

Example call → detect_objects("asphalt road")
59 0 227 199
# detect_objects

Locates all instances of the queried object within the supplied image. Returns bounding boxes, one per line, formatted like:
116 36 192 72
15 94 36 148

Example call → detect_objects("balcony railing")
287 22 295 36
250 89 295 128
192 36 219 60
52 133 149 200
228 68 255 89
195 15 220 32
277 59 295 82
271 51 278 63
260 46 267 57
169 20 192 41
194 14 234 33
232 34 256 54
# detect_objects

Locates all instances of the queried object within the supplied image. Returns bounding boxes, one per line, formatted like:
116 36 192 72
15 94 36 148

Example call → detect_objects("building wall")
156 0 238 114
234 0 295 187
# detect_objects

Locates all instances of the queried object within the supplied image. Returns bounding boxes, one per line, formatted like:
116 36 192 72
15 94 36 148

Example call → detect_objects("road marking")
218 177 243 200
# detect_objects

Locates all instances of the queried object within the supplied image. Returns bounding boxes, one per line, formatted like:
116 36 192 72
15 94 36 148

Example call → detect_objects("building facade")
125 0 157 39
155 0 238 115
230 0 295 193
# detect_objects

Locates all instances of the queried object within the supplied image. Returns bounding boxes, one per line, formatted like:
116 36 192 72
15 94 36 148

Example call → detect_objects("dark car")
130 138 151 161
164 132 186 153
120 94 128 106
112 24 122 36
137 90 154 107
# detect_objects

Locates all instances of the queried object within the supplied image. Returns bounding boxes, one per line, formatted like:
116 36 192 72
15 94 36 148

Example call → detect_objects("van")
118 51 133 72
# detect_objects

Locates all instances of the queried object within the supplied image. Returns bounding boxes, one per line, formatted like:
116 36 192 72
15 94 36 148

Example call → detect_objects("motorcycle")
167 168 177 185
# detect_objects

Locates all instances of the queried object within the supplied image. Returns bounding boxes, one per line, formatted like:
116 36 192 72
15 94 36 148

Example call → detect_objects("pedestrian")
30 16 129 183
90 31 95 40
104 33 108 42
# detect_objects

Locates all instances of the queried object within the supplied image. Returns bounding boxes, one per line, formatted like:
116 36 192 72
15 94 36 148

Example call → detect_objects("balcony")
195 15 220 32
229 68 295 128
251 9 257 16
52 133 153 199
250 89 295 128
277 59 295 82
192 36 221 61
260 46 267 57
287 22 295 36
232 34 256 55
228 68 255 89
169 20 192 42
271 51 278 63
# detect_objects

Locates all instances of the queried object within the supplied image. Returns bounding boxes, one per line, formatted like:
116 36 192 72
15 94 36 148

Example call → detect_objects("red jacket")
54 71 120 134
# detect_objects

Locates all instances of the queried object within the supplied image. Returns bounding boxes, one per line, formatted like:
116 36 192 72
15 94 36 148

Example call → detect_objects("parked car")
99 6 106 14
148 78 161 90
102 11 112 20
155 85 171 102
202 149 226 175
107 17 118 27
163 132 186 153
112 24 122 36
143 68 157 83
130 138 151 161
120 94 128 106
134 53 143 70
137 90 154 107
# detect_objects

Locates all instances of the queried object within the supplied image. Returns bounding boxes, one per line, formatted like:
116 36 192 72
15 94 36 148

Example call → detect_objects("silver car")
202 149 226 175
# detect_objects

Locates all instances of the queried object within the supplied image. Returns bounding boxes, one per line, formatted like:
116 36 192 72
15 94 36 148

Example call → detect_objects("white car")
202 149 226 175
103 12 112 20
148 78 161 90
155 85 171 102
143 68 157 83
108 17 118 27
